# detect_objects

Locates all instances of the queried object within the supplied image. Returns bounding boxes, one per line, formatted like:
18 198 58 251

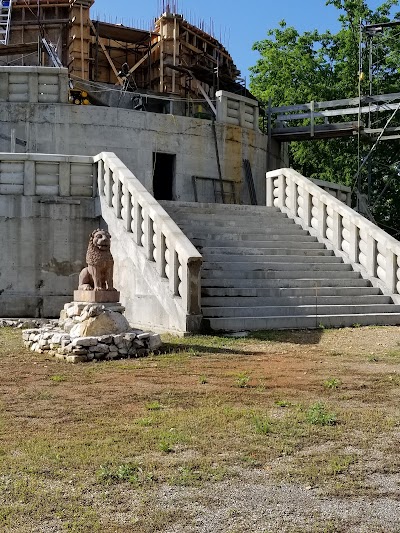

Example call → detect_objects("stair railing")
266 167 400 302
94 152 202 315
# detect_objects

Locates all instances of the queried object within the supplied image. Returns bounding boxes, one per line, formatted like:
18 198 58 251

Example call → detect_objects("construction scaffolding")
0 0 246 103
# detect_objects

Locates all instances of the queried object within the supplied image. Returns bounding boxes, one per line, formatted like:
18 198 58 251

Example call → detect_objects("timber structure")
268 92 400 142
0 0 244 103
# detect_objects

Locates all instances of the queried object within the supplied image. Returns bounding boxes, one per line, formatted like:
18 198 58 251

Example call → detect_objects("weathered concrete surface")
100 196 200 335
0 195 99 317
0 102 267 204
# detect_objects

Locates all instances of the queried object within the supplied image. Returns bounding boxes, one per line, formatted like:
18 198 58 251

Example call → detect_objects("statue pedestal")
73 290 120 303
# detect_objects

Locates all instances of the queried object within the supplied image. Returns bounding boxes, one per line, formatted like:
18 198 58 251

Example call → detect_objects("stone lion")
78 229 116 291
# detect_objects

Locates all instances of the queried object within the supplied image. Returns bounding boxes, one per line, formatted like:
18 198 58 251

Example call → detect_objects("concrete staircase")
161 201 400 331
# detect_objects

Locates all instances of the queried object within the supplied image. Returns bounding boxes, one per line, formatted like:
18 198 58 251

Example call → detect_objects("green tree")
250 0 400 235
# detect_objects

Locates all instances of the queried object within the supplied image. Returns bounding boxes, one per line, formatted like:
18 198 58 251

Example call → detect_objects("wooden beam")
194 79 216 116
271 92 400 114
89 20 123 85
125 40 161 77
80 4 84 80
276 102 400 122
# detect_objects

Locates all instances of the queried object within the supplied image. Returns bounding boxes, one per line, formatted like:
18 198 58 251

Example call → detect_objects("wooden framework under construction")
0 0 243 101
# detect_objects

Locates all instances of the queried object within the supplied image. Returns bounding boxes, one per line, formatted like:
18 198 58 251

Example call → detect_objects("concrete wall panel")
0 196 99 317
0 102 268 205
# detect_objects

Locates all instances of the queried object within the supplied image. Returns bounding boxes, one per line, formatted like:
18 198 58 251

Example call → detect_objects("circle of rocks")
22 326 162 363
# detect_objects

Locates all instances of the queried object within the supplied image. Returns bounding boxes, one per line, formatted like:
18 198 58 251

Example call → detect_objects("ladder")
0 0 12 46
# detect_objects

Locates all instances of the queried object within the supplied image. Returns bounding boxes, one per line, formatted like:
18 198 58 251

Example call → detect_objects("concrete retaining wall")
0 154 99 317
0 102 268 204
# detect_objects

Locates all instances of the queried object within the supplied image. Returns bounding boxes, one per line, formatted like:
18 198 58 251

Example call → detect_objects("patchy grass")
1 326 400 531
323 377 342 390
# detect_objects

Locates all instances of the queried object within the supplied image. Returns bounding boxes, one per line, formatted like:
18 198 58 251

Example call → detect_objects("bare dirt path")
0 326 400 532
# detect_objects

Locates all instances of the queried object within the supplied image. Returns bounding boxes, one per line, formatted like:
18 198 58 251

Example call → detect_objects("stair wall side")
266 168 400 305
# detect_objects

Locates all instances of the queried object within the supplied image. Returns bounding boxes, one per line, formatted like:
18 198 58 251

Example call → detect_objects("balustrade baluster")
169 249 179 296
332 210 342 250
349 223 360 263
385 249 397 293
366 235 377 278
317 199 327 239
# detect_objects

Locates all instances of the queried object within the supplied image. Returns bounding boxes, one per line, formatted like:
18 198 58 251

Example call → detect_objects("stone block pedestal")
73 290 120 303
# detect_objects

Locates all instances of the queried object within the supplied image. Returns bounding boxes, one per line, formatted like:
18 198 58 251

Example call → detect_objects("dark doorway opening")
153 152 175 200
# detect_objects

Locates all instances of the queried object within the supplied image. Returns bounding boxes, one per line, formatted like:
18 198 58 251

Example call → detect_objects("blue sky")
92 0 395 85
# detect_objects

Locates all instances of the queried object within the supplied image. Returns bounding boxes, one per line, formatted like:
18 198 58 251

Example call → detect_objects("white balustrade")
0 152 95 196
93 152 202 316
266 167 400 301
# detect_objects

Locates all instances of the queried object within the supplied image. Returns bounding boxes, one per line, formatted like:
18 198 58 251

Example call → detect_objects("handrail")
93 152 203 315
266 168 400 300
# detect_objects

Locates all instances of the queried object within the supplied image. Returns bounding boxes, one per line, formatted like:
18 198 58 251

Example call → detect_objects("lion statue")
78 229 116 291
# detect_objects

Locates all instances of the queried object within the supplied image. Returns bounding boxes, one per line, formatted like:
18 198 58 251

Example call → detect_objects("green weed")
253 415 272 435
146 401 162 411
234 372 250 388
324 378 341 390
306 403 337 426
49 375 67 383
97 462 155 486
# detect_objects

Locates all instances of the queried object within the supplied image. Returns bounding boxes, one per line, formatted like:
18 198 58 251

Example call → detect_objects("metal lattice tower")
0 1 12 45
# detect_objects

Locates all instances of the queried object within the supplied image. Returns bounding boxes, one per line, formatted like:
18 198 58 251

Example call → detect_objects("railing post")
186 259 202 315
156 228 167 277
124 186 132 232
289 178 297 217
97 159 104 197
385 249 397 293
303 190 312 228
277 174 285 210
349 222 359 263
115 175 122 219
318 199 327 239
332 210 342 250
310 100 315 138
145 213 154 261
23 159 36 196
366 234 377 278
59 161 70 197
266 175 274 207
169 249 179 296
133 199 142 246
104 164 112 207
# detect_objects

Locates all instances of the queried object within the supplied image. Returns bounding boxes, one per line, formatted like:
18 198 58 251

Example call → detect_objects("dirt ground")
1 326 400 532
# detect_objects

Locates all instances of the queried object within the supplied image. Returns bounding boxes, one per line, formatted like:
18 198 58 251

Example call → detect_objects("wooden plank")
276 101 400 122
125 40 161 77
271 122 359 141
194 79 216 116
80 4 84 80
89 20 123 85
270 91 400 114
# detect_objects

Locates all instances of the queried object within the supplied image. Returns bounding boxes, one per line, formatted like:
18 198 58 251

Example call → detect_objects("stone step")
201 253 342 264
160 201 281 215
170 212 291 224
202 261 353 272
204 313 400 331
199 246 333 256
201 286 381 298
202 303 400 318
201 278 370 288
184 227 310 239
177 218 297 229
202 270 362 280
191 236 320 246
201 295 391 307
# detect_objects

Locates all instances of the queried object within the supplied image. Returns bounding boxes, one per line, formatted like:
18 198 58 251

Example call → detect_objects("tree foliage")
250 0 400 235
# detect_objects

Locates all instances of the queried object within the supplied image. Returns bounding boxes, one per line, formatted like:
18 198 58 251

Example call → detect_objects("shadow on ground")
161 329 324 356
